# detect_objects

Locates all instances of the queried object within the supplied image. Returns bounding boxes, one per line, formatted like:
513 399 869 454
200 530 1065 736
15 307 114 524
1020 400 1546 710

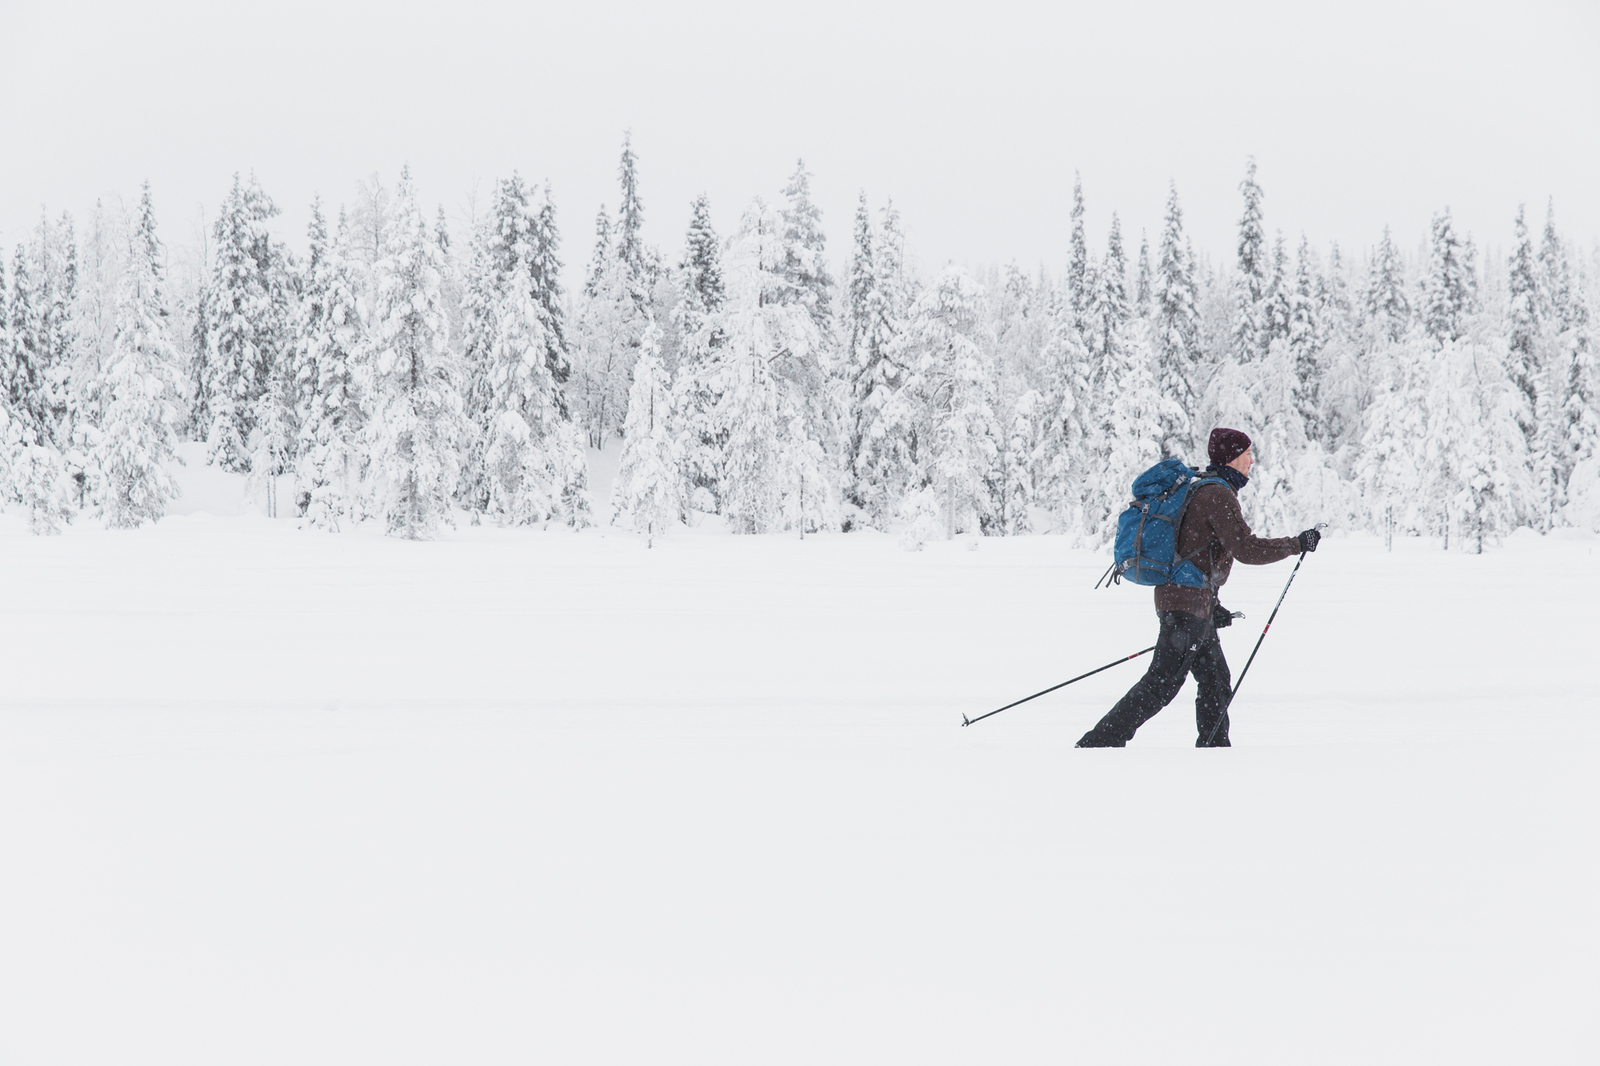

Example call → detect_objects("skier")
1076 428 1320 747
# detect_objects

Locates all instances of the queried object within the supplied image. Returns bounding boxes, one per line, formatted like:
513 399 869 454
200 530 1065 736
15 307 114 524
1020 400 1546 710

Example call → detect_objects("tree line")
2 142 1596 549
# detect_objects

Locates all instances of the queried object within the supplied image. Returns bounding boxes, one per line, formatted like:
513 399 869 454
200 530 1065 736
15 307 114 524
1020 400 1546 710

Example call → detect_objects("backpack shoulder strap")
1173 477 1229 587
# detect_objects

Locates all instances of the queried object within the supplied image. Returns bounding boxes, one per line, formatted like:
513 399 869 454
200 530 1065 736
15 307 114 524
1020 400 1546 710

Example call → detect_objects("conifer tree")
1232 159 1268 363
1289 235 1324 443
584 205 611 298
1365 226 1410 343
613 319 678 544
44 212 78 448
1089 214 1129 390
1316 243 1365 455
1506 204 1549 525
1154 183 1199 458
779 160 835 340
466 175 588 527
842 192 910 525
6 244 44 439
530 182 571 387
1263 232 1292 349
1068 173 1090 336
203 173 292 472
614 132 649 301
1034 274 1093 533
572 249 640 449
1134 233 1152 318
671 194 729 513
366 166 467 539
1420 208 1470 346
716 198 829 534
98 183 183 529
882 267 999 542
1358 332 1429 545
295 203 367 529
1561 267 1600 529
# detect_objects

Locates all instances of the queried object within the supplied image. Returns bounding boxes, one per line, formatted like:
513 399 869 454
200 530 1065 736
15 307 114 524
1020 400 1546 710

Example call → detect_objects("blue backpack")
1100 458 1227 588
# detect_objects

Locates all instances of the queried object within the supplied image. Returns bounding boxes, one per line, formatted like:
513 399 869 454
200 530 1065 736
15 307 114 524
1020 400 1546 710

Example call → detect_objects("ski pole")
963 646 1157 727
1202 546 1311 746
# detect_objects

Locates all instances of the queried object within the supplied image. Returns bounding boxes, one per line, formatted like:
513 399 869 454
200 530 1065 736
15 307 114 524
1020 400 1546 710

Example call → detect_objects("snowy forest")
2 139 1597 550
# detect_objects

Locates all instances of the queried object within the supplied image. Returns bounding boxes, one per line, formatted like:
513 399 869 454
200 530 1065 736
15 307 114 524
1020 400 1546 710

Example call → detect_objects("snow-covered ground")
1 480 1596 1063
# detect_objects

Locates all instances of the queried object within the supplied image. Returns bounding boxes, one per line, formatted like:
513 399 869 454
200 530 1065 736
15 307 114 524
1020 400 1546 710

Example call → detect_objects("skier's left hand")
1212 603 1233 630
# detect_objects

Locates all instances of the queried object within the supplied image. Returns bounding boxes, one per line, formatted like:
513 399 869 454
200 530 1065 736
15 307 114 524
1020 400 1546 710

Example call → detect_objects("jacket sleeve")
1201 485 1301 565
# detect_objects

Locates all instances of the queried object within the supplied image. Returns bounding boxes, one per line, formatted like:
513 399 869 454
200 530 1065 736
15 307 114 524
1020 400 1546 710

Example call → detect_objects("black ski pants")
1077 610 1232 747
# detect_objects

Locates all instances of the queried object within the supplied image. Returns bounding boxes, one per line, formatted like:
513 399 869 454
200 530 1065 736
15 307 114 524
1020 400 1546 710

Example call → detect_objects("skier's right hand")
1297 528 1321 553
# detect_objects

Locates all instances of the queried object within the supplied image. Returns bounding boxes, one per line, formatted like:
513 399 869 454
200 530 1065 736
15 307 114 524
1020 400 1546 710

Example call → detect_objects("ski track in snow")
1 507 1596 1064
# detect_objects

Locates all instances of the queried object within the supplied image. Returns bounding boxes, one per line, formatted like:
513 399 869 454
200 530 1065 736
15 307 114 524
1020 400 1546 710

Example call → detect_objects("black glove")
1297 528 1321 553
1211 603 1234 630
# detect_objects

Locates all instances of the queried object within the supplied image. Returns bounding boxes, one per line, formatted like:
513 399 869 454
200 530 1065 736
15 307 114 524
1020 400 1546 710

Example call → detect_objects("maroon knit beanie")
1208 427 1252 467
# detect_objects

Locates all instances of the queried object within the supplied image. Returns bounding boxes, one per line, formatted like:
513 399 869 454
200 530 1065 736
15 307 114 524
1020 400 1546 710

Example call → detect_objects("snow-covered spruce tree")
41 213 79 451
1262 232 1293 356
1505 205 1551 527
1420 208 1472 347
775 160 843 513
1410 211 1500 546
98 183 184 530
250 321 298 517
669 193 728 514
365 167 467 539
1440 328 1530 553
1088 213 1130 394
1034 281 1093 534
1536 203 1578 524
1153 183 1199 458
459 174 588 527
529 182 573 392
0 251 68 533
716 198 831 535
295 203 368 530
990 388 1039 535
779 160 835 341
5 213 79 461
1561 267 1600 530
1357 330 1427 547
1315 243 1365 459
203 173 292 472
612 319 678 544
881 266 999 545
7 244 44 440
1134 233 1153 319
1231 159 1269 365
1288 235 1324 445
1067 172 1090 337
842 193 913 527
1365 226 1410 344
614 132 650 302
572 228 641 449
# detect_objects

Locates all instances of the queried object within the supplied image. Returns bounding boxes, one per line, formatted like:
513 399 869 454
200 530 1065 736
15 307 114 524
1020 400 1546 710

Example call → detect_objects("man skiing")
1076 428 1320 748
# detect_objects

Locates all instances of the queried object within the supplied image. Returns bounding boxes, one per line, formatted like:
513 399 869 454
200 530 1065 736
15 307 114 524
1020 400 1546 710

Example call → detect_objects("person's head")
1208 427 1253 476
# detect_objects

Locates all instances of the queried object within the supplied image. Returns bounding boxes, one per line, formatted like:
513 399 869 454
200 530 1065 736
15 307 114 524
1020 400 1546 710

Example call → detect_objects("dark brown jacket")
1153 480 1300 618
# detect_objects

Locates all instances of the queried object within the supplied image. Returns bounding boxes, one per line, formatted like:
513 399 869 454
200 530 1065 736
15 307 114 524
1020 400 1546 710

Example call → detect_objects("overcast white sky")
2 0 1597 282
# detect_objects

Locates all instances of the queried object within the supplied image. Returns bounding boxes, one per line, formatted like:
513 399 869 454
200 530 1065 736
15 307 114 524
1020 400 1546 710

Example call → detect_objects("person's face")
1229 447 1254 476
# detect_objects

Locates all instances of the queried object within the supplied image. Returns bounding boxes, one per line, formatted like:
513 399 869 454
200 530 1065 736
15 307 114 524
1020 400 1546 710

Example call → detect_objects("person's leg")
1191 632 1233 746
1077 612 1204 747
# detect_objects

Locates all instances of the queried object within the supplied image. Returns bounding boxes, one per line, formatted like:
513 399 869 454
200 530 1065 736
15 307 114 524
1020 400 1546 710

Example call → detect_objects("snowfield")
1 491 1596 1063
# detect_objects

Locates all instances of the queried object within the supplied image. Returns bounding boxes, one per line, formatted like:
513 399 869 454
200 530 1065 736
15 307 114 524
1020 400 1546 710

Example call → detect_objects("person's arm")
1202 485 1300 565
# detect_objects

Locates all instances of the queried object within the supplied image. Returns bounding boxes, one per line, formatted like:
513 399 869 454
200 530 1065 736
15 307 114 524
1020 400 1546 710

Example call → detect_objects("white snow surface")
1 508 1596 1063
